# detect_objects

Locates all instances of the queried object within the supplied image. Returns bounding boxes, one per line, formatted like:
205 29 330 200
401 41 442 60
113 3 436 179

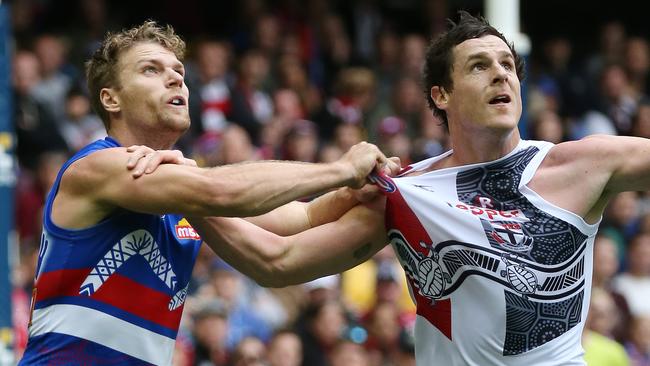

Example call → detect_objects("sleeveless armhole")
42 137 122 239
519 140 600 236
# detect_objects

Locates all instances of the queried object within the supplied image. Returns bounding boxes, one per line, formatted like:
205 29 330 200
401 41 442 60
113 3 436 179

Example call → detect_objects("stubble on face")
446 35 522 132
115 43 191 133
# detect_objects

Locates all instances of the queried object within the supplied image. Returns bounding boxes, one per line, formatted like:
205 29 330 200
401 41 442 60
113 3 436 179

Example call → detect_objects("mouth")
488 94 511 105
167 96 187 107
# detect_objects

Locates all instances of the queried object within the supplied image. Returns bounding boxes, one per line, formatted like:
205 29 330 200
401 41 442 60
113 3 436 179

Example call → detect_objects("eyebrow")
136 58 185 72
464 51 514 65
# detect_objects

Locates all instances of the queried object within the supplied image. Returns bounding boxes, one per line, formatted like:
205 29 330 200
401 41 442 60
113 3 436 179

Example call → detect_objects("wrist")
331 160 357 187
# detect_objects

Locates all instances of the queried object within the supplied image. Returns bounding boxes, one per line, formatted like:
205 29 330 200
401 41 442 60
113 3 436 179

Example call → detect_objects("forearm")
189 204 386 287
244 188 361 236
208 160 354 217
189 216 288 285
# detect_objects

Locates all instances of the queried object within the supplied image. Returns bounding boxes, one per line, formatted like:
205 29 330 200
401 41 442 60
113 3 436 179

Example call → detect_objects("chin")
163 114 191 132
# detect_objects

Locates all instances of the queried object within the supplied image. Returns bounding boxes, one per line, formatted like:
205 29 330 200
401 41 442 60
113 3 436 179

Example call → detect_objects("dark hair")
85 20 186 128
422 11 525 126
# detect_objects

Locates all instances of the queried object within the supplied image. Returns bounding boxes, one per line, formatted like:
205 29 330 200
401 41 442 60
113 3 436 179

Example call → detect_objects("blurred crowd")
7 0 650 365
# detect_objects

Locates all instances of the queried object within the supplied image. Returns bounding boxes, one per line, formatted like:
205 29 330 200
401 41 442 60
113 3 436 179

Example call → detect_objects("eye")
143 66 159 74
471 63 486 71
501 61 514 71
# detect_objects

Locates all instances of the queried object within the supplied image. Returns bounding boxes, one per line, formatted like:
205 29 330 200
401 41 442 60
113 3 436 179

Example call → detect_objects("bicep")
600 135 650 192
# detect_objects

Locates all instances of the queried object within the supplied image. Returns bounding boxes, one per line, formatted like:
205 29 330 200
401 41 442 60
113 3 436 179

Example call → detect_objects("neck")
107 121 178 150
446 125 521 167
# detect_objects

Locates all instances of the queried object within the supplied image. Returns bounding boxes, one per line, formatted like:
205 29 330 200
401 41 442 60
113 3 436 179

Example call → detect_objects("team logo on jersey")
175 218 201 240
481 219 534 252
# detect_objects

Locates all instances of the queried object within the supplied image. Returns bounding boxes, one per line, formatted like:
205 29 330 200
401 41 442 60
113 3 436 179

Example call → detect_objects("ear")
100 88 121 113
430 86 448 110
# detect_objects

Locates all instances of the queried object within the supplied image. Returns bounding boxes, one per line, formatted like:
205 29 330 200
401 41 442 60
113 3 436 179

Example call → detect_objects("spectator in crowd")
230 336 268 366
329 339 370 366
187 39 233 138
313 67 375 141
229 49 274 144
267 329 303 366
296 300 349 366
191 299 231 366
59 86 105 152
582 287 630 366
201 259 274 350
624 37 650 97
612 233 650 317
592 234 632 342
599 63 638 135
624 315 650 366
31 34 77 123
631 97 650 138
12 50 68 170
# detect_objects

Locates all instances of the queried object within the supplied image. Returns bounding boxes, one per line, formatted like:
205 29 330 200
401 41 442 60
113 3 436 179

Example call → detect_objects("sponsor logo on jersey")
175 218 201 240
447 202 529 222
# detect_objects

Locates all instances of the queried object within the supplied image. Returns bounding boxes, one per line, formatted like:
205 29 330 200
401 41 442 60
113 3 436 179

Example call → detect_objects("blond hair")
85 20 186 128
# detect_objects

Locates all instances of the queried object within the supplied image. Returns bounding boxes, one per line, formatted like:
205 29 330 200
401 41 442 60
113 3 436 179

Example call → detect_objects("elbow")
255 273 286 288
249 262 291 288
250 243 295 288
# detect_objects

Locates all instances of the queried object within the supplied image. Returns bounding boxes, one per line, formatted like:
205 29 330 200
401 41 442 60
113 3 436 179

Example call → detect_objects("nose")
491 64 508 85
166 68 184 88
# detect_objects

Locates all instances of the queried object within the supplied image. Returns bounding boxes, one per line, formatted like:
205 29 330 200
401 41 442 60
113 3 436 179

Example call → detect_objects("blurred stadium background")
1 0 650 365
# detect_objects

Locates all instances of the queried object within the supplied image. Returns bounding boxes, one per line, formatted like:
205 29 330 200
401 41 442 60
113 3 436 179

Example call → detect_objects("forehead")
119 42 181 66
453 35 512 62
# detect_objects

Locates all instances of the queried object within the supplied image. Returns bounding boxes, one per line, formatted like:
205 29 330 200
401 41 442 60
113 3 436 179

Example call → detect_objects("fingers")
183 158 198 167
126 145 154 169
341 142 393 188
131 150 192 178
384 157 401 176
131 153 153 178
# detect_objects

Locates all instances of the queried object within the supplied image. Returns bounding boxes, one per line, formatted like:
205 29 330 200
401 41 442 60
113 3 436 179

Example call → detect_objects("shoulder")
61 147 127 194
544 135 618 167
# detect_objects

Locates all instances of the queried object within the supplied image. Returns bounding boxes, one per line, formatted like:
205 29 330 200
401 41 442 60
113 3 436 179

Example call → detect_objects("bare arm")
530 135 650 222
594 135 650 192
244 158 401 235
244 187 361 235
188 198 388 287
53 142 389 228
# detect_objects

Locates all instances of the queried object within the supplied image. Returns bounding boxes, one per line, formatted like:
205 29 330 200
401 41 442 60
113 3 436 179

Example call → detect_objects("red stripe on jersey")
91 274 183 330
35 268 91 301
386 188 453 340
34 269 182 330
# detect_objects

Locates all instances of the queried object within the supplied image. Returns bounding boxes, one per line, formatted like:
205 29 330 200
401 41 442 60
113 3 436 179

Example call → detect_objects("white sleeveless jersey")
379 140 598 366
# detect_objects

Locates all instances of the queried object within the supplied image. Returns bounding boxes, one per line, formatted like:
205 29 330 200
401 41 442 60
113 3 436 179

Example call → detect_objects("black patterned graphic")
456 146 588 355
457 147 587 265
504 290 583 355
